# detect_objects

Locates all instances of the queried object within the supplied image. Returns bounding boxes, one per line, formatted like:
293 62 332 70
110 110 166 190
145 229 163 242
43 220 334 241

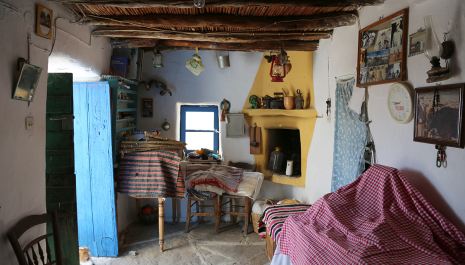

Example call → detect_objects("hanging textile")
331 77 368 192
117 150 185 198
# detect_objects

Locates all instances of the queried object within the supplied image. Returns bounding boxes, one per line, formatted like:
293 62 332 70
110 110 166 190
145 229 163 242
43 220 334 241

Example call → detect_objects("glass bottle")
424 15 443 67
194 0 205 8
268 147 284 172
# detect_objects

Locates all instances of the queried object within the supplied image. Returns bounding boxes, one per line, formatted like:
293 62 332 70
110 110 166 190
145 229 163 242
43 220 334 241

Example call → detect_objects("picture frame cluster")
357 9 409 87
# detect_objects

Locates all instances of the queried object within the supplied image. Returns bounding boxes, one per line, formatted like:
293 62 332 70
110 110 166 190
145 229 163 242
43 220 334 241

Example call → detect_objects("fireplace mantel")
242 108 317 118
242 109 318 187
242 51 316 187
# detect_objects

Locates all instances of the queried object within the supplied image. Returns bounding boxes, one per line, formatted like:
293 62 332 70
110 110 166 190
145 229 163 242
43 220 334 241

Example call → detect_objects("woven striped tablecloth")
117 150 185 198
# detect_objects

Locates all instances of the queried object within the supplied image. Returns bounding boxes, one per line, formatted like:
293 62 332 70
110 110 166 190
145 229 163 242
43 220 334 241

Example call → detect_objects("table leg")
158 198 165 252
172 197 176 224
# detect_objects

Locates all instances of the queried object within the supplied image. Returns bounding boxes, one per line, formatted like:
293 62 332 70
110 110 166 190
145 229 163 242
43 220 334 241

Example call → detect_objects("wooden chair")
185 164 221 233
185 195 220 233
8 210 63 265
218 162 257 235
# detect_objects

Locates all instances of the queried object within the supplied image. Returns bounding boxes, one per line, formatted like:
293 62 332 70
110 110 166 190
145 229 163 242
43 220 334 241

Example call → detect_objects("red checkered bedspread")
279 164 465 264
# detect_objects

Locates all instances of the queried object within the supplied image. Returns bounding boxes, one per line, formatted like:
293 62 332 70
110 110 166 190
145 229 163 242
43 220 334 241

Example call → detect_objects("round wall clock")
387 82 414 124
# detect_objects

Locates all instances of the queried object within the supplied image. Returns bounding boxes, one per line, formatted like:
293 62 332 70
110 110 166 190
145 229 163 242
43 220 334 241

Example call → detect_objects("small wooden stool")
185 194 220 233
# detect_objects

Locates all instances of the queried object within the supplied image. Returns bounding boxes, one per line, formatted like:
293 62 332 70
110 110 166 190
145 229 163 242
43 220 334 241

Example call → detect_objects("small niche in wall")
266 128 301 177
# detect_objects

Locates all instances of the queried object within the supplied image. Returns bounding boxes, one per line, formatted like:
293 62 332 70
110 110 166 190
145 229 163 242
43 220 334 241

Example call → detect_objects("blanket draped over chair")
116 150 185 198
185 165 242 193
279 164 465 265
257 203 312 242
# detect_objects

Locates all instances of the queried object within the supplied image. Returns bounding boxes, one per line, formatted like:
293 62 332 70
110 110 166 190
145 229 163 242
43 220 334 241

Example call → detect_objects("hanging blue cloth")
331 77 368 192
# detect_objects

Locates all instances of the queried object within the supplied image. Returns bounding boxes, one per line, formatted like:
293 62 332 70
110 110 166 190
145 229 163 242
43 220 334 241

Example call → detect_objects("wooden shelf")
116 125 137 133
118 100 135 104
117 108 137 112
242 108 318 118
117 118 135 123
117 88 138 95
101 75 139 85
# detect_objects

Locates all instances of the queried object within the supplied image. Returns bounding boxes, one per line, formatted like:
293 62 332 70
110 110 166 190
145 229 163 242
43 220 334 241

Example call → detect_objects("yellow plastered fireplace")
243 51 317 187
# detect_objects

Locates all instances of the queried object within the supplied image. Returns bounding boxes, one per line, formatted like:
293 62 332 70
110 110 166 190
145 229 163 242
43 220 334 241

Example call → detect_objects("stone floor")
93 221 270 265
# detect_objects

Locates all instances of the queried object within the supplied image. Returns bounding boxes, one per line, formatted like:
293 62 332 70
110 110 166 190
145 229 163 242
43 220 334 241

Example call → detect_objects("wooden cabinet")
102 75 139 164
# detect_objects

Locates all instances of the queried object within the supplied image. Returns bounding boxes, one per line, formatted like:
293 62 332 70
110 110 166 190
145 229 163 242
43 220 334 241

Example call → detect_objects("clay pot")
284 96 297 109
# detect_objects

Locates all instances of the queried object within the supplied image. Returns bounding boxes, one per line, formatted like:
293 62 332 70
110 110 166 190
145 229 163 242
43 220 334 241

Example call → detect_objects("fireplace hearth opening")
266 129 301 177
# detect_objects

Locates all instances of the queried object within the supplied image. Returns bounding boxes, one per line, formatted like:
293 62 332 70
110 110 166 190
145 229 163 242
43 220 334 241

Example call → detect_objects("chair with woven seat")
185 194 220 233
185 164 220 233
218 162 257 235
8 210 63 265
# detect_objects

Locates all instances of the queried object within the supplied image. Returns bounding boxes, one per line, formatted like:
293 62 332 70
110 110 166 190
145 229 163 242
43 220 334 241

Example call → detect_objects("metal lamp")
153 51 163 68
153 42 164 68
424 15 454 83
268 48 291 82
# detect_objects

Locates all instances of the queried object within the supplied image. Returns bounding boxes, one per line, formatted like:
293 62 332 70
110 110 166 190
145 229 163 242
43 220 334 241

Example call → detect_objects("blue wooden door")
73 82 118 257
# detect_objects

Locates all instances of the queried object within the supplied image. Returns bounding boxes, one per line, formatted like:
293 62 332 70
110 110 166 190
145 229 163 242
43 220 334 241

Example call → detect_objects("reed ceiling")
54 0 384 51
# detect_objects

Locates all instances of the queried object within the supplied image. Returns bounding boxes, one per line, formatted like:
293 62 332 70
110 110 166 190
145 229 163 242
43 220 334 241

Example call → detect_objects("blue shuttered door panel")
73 82 118 257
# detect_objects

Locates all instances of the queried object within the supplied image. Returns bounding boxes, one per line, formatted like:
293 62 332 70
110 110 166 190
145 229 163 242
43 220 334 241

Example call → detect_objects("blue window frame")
180 105 219 153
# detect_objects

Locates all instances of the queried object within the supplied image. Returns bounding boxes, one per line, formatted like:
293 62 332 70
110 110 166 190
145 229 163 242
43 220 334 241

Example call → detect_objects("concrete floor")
93 221 270 265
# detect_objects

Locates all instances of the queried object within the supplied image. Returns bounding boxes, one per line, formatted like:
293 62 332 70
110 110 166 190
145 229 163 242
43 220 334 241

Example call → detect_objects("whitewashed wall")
0 0 111 263
263 0 465 232
137 50 262 222
122 0 465 234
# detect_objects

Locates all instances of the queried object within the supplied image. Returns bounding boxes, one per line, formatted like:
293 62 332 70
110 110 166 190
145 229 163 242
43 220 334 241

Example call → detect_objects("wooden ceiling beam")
92 28 332 43
51 0 384 8
81 12 356 31
110 38 319 51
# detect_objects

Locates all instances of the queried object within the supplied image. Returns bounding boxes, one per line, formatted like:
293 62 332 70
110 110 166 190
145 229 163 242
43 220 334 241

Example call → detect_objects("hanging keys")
326 98 331 122
435 145 446 168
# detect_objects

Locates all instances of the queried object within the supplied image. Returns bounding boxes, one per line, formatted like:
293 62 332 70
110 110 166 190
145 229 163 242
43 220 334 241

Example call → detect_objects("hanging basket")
251 198 273 233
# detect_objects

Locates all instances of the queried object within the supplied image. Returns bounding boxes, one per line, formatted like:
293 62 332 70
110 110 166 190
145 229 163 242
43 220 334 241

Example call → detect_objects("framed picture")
357 9 408 87
408 29 426 57
13 63 43 102
37 4 53 39
142 98 153 118
413 83 464 148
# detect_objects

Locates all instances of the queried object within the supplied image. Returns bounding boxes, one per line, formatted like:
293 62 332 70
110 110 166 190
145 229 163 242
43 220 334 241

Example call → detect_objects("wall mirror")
13 63 42 102
357 9 409 87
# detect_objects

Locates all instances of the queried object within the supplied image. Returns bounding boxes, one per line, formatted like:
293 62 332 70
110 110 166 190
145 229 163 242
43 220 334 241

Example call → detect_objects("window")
180 105 219 153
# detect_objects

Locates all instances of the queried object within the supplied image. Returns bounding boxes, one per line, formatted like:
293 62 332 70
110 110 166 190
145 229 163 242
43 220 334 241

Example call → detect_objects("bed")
266 164 465 264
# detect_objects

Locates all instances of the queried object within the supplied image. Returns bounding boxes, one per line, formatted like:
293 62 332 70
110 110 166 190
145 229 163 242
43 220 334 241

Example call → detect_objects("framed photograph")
37 4 53 39
142 98 153 118
413 83 464 148
361 31 376 49
357 9 408 87
360 49 367 67
408 29 426 57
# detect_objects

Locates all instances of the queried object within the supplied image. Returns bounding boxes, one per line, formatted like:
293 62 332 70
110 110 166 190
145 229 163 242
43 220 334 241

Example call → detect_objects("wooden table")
135 197 177 252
